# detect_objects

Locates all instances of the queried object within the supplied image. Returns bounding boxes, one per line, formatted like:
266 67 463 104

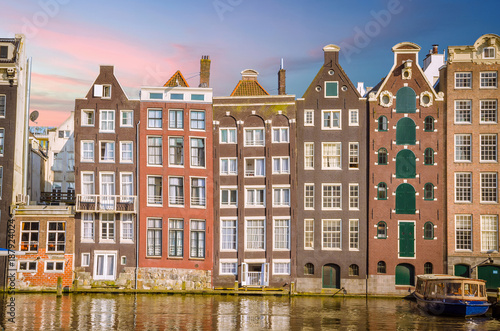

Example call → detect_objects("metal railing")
191 197 206 206
41 191 75 204
76 194 137 213
247 272 262 286
169 196 185 205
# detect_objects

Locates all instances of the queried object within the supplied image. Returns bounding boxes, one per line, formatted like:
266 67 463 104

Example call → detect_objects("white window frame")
147 108 163 129
190 176 207 208
271 127 289 143
272 186 291 207
349 183 359 210
120 214 134 243
480 134 497 162
349 219 359 251
81 171 95 196
480 172 498 203
120 172 133 201
147 175 163 206
99 140 115 163
168 136 184 167
272 259 291 275
349 142 359 169
245 217 266 251
349 109 359 126
483 47 496 59
18 260 38 272
190 137 206 168
304 183 314 210
322 142 341 170
455 172 472 203
245 186 266 208
454 134 471 162
455 215 472 251
304 142 314 169
244 128 265 146
168 176 184 207
120 110 133 127
455 72 472 89
324 81 339 98
99 213 115 243
220 218 237 251
480 71 497 88
81 253 90 267
120 141 133 163
219 258 238 275
322 219 342 250
454 100 472 124
99 109 115 133
147 136 162 166
93 251 117 280
479 99 497 124
81 140 95 162
81 109 95 127
480 215 498 252
244 157 265 177
304 109 314 126
220 157 237 176
44 260 65 273
322 183 342 210
322 109 341 130
220 186 237 208
220 128 237 144
46 221 66 253
273 218 290 251
272 157 290 174
189 109 206 131
81 213 94 243
304 219 314 249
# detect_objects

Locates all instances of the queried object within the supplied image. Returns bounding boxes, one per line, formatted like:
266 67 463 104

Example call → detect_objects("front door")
395 263 415 285
322 264 340 289
478 265 500 289
399 222 415 257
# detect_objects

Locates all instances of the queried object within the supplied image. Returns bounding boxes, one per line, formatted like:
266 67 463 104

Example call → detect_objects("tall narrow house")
367 43 445 294
74 66 139 287
440 34 500 290
296 45 367 294
212 68 296 288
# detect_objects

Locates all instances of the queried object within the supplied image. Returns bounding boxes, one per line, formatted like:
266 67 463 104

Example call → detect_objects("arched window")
396 117 416 145
396 150 416 178
304 263 314 275
377 183 387 200
377 261 386 274
396 87 416 113
378 148 388 165
378 116 388 131
349 264 359 276
395 183 416 214
424 116 434 132
424 148 434 165
377 221 387 239
424 262 433 274
424 222 434 239
424 183 434 200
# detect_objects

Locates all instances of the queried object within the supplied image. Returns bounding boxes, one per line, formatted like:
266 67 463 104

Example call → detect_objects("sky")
1 0 499 126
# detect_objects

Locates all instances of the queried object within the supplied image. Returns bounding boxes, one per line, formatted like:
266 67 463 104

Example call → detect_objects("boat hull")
415 295 490 317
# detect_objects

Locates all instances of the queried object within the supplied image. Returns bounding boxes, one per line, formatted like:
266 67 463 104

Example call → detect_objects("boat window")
464 283 478 297
446 283 462 296
479 284 486 297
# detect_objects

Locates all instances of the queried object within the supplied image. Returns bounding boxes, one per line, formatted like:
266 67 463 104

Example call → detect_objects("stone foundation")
295 277 366 294
367 275 414 296
74 267 136 289
137 268 212 290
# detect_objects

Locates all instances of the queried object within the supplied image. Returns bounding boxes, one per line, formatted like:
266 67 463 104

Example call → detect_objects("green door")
395 184 416 214
396 87 416 113
396 150 416 178
478 265 500 289
396 118 416 145
395 263 415 285
322 264 340 289
454 264 470 278
399 222 415 257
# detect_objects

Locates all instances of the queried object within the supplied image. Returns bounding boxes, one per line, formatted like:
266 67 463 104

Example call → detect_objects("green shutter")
478 265 500 289
396 87 416 113
454 264 470 277
395 150 416 178
396 117 416 145
396 183 416 214
399 222 415 258
325 82 338 97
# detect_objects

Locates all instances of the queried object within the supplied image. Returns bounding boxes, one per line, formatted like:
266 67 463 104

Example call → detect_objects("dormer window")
93 84 111 98
483 47 495 59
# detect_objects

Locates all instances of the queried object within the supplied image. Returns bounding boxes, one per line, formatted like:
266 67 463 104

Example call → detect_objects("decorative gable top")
392 42 421 53
164 70 189 87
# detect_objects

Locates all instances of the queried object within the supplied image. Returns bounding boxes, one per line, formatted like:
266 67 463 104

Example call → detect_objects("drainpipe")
135 120 140 290
23 57 32 198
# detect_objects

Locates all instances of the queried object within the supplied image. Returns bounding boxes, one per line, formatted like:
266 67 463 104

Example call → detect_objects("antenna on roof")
280 58 284 70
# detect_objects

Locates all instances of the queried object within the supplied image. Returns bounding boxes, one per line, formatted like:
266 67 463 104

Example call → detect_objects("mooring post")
57 277 62 297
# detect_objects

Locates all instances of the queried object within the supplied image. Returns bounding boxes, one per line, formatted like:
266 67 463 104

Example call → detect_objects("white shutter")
241 262 248 286
94 84 103 97
262 263 269 286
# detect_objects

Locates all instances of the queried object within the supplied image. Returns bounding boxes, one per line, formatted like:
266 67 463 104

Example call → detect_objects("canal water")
1 293 499 330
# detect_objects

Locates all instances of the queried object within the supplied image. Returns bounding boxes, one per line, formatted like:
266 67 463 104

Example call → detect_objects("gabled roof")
230 80 269 96
164 70 189 87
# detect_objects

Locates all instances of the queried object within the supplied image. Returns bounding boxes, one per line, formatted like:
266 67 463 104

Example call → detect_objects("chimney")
432 44 438 54
199 55 211 87
278 58 286 95
323 44 340 66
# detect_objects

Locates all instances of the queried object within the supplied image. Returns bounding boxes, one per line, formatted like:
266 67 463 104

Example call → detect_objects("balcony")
191 196 206 207
76 195 137 213
246 272 263 286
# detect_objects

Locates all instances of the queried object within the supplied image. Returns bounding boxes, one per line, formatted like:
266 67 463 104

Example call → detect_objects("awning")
0 248 25 256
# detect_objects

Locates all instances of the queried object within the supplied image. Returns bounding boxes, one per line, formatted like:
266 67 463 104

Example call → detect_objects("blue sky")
1 0 499 125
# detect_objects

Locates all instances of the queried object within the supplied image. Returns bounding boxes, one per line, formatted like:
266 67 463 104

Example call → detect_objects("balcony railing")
169 196 185 205
245 140 264 146
41 191 75 204
247 272 263 286
191 197 206 206
76 194 137 213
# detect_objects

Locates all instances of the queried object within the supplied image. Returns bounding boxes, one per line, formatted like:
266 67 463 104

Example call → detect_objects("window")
100 214 115 242
53 152 63 170
274 219 290 250
304 263 314 275
100 141 115 162
481 172 497 203
221 219 237 250
169 177 184 206
483 47 495 59
424 222 434 240
101 85 111 98
169 219 183 257
191 178 206 207
220 261 237 275
377 222 387 239
455 215 472 250
325 81 338 97
191 94 204 101
424 183 434 200
169 110 183 129
221 187 237 207
47 222 65 252
378 148 388 165
246 187 265 207
190 220 205 258
322 184 341 209
304 184 314 209
480 72 497 88
481 215 498 252
190 110 205 130
94 252 116 280
81 253 90 267
246 219 265 250
455 72 472 88
82 109 94 126
121 214 133 242
349 184 359 210
20 221 39 252
168 137 183 166
395 117 416 145
480 100 497 123
377 183 387 200
67 152 74 170
244 128 264 146
45 261 64 272
82 213 94 242
304 110 314 126
148 109 162 129
0 166 2 197
349 109 359 126
81 172 94 196
349 220 359 250
18 261 37 272
81 141 94 162
349 264 359 276
272 157 290 174
480 134 497 162
349 143 359 169
455 134 471 161
171 93 184 100
190 138 205 167
0 46 6 59
147 137 162 165
322 142 341 169
273 261 291 275
245 158 265 177
304 142 314 169
120 142 133 163
150 92 163 99
304 219 314 249
100 110 115 132
378 116 388 131
147 176 162 205
424 262 433 274
455 173 472 202
395 87 416 113
121 110 133 127
272 127 289 143
322 110 341 129
455 100 471 123
424 148 434 165
220 128 236 143
273 187 290 207
424 116 434 132
0 128 4 155
120 173 133 200
322 219 341 250
377 261 386 273
220 158 237 175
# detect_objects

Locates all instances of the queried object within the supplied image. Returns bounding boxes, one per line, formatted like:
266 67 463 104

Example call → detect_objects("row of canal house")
10 34 500 294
